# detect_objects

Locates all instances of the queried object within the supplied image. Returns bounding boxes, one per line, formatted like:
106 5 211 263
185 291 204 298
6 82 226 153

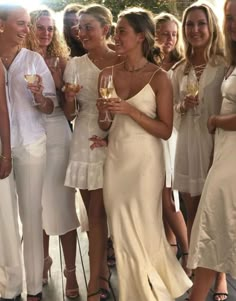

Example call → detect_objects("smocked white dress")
188 68 236 278
103 72 192 301
64 54 107 190
42 104 79 235
172 59 225 196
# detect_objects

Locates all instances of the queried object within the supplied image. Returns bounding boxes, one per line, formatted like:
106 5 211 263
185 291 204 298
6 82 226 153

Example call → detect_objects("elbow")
161 127 172 140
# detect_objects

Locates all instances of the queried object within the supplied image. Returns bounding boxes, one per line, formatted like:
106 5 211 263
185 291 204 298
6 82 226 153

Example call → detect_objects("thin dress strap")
148 67 161 84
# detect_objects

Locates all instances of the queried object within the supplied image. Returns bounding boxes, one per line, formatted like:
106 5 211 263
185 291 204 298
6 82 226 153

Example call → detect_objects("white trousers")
0 172 22 298
12 135 46 295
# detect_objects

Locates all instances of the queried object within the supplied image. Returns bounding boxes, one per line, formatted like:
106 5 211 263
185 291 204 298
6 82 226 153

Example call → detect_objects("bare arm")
208 114 236 133
0 61 12 178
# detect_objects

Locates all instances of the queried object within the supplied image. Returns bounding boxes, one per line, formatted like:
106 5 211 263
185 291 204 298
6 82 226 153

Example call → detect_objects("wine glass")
186 69 199 116
99 74 114 122
66 71 81 117
24 63 39 106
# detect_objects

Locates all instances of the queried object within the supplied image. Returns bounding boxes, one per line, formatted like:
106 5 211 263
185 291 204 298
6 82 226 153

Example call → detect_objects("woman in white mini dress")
63 4 122 301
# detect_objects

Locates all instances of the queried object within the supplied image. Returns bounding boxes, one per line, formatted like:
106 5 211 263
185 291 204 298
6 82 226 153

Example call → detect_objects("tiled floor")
17 228 236 301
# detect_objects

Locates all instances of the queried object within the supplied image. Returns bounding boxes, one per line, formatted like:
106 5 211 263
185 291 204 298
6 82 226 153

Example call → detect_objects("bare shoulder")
149 64 171 93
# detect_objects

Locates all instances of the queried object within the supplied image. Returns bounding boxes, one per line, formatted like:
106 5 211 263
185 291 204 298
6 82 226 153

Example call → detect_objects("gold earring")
0 28 4 33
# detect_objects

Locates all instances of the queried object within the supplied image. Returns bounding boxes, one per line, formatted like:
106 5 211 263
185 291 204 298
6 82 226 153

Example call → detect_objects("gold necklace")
123 60 149 72
88 49 110 63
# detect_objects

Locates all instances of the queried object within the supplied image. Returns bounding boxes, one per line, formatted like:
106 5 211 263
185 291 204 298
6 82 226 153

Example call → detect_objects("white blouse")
4 48 56 148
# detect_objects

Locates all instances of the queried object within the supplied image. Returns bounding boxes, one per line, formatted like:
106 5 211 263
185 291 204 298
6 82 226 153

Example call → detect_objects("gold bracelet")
0 154 12 161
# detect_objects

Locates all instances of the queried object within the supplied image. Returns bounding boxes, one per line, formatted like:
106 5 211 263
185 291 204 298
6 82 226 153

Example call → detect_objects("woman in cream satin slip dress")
98 8 192 301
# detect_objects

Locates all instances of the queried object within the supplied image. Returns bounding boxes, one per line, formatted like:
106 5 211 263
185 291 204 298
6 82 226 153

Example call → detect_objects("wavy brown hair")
26 7 69 59
182 1 224 65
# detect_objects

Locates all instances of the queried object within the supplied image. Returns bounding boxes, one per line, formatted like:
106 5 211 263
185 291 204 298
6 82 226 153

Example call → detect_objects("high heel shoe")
100 270 112 300
87 289 101 300
64 267 80 299
42 256 53 286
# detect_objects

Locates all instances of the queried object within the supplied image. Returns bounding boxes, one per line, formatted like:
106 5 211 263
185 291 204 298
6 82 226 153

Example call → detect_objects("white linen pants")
0 171 22 299
12 135 46 295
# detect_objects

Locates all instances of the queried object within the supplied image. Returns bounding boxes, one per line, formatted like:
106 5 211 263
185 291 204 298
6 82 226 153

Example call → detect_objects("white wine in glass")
99 75 114 122
186 70 200 116
24 64 40 106
66 72 81 117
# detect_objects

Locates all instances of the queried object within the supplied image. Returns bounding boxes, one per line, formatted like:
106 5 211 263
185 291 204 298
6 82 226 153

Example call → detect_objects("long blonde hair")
26 7 70 59
223 0 236 65
182 1 224 65
154 12 184 64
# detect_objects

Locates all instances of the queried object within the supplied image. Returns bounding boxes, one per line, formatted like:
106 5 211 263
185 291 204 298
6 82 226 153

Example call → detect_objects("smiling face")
225 0 236 42
114 16 143 56
35 16 54 48
0 7 30 46
184 8 210 51
156 20 178 54
78 13 108 51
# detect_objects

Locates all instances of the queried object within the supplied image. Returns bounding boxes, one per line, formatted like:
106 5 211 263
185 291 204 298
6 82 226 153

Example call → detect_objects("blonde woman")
26 8 80 299
171 1 227 298
0 3 55 300
187 1 236 300
0 59 22 301
154 12 190 274
63 4 122 301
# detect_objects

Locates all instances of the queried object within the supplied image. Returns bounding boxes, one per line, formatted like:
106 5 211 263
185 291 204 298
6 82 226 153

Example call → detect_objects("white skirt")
42 109 80 235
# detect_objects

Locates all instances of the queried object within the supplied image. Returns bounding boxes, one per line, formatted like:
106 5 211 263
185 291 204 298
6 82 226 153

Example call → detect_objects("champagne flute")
66 71 81 117
24 63 39 106
99 75 114 122
186 69 199 116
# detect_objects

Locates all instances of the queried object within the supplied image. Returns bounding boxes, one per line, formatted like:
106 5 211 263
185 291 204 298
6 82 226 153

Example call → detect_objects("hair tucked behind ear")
118 7 157 64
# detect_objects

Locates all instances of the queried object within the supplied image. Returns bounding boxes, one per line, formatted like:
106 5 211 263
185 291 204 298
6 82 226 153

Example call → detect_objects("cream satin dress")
188 68 236 278
103 71 192 301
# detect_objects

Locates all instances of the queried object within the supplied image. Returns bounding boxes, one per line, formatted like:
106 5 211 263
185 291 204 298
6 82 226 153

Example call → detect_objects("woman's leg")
213 272 228 301
163 187 190 274
80 189 108 301
189 267 216 301
60 229 79 298
181 193 200 243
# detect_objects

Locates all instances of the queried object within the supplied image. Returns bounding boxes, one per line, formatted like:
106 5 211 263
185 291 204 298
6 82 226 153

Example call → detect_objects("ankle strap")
65 267 76 273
